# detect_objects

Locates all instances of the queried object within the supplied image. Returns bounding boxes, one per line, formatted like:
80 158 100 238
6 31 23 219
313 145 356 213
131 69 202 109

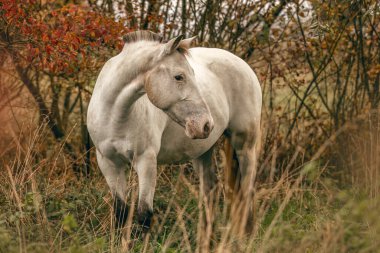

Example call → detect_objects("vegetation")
0 0 379 252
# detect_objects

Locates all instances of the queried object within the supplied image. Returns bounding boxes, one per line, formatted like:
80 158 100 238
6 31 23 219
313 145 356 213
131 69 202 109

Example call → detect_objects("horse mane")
123 30 190 55
123 30 163 44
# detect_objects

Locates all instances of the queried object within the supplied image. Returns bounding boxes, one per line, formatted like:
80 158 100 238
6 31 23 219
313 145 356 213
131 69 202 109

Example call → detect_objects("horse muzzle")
184 115 214 139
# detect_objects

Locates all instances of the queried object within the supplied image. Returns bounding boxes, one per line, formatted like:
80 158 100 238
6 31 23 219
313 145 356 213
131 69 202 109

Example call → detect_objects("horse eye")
174 75 184 81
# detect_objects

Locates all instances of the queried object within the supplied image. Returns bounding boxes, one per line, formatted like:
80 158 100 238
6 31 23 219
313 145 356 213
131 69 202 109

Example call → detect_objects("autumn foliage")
1 1 131 175
1 0 128 74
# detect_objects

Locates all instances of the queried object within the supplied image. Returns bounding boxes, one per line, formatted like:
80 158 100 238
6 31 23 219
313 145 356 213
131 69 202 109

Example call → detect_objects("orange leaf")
42 34 49 42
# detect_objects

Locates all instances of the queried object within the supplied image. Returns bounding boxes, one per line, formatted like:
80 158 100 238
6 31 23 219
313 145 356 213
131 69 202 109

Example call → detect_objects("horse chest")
157 119 225 164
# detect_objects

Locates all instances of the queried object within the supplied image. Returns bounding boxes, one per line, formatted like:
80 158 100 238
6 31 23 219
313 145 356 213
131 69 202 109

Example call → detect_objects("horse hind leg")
224 128 259 234
223 137 241 212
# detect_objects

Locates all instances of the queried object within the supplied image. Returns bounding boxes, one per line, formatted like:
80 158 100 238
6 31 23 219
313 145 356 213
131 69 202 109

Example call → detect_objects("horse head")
144 35 214 139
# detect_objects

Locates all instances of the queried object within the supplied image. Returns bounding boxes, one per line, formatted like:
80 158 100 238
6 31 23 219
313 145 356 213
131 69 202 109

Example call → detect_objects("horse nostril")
203 122 210 135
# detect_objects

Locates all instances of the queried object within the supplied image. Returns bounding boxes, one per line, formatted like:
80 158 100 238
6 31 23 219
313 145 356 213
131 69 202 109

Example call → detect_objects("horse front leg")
96 151 128 230
192 147 217 204
192 147 217 252
134 149 157 230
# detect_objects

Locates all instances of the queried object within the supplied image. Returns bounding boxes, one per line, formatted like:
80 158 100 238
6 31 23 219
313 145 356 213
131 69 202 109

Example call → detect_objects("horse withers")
87 31 262 231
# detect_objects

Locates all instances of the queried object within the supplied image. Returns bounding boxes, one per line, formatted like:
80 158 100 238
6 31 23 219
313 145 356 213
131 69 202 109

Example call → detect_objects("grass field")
0 115 379 253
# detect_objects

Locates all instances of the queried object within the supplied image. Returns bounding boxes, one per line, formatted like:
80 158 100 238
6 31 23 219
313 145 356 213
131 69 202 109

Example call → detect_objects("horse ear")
179 36 197 50
164 34 184 55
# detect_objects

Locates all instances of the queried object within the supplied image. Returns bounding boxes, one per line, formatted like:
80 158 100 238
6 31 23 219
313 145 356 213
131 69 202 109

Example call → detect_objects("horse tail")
223 134 240 205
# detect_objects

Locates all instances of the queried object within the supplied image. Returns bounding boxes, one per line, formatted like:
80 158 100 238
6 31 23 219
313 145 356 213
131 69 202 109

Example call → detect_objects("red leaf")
42 34 49 42
46 45 53 55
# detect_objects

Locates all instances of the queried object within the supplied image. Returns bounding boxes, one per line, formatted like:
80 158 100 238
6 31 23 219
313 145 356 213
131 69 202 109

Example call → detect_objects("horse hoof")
137 209 153 230
114 196 129 229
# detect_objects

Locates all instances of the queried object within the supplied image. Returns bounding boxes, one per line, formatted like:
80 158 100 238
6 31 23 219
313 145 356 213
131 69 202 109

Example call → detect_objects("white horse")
87 31 262 230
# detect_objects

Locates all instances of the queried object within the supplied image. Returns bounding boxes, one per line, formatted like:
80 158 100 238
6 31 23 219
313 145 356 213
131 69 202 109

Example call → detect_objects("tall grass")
0 110 379 252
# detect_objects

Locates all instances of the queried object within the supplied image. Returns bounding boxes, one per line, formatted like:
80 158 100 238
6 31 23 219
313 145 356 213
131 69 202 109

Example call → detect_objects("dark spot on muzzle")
203 121 211 136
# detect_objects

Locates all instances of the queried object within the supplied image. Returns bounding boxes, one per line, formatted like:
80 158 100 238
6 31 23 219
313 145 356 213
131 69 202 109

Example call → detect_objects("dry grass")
0 111 379 253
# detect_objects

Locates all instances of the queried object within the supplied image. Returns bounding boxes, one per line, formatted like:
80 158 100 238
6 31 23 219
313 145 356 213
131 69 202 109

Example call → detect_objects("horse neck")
111 75 145 122
106 43 160 96
109 43 161 121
